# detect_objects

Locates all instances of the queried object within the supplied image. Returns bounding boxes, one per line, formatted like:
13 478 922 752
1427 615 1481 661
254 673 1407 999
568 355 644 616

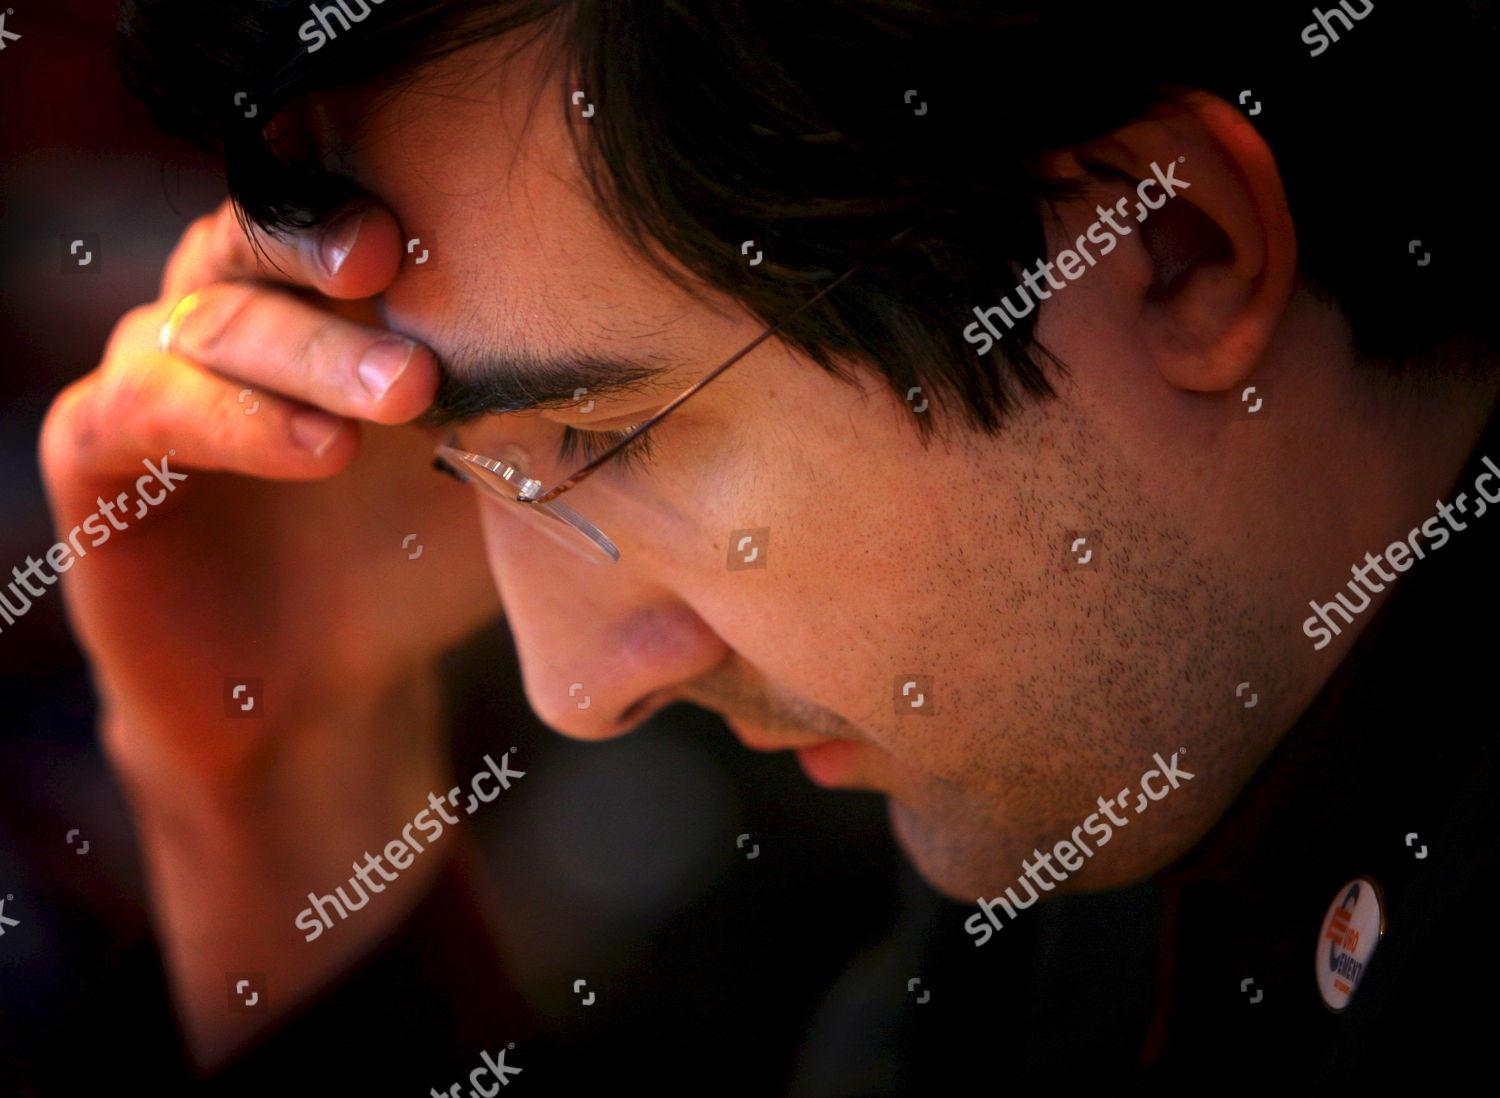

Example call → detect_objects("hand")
38 196 501 1065
40 196 497 791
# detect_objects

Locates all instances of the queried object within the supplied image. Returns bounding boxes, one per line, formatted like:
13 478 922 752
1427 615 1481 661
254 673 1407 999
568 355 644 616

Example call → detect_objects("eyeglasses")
433 262 863 565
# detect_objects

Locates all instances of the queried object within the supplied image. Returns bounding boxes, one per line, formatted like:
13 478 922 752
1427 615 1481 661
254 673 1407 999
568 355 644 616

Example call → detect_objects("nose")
476 499 728 740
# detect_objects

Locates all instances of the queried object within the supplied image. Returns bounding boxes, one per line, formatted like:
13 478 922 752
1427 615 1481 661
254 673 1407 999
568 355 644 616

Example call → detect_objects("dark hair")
117 0 1500 437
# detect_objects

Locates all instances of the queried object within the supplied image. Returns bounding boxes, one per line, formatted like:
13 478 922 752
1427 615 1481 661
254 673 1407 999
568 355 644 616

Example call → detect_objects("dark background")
0 4 1009 1094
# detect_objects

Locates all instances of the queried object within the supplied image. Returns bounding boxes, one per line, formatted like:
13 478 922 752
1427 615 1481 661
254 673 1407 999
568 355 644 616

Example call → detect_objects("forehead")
302 34 759 383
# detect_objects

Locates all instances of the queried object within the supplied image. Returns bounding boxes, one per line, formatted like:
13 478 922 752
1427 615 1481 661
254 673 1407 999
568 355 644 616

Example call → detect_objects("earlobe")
1067 92 1298 394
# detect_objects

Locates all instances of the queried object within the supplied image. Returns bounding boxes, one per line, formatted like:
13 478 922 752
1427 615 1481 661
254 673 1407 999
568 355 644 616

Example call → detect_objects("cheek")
475 493 554 597
667 389 1004 772
473 490 614 610
682 403 1085 792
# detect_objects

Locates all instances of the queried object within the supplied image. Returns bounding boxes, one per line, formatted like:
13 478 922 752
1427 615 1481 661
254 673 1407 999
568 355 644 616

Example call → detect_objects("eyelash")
556 424 658 473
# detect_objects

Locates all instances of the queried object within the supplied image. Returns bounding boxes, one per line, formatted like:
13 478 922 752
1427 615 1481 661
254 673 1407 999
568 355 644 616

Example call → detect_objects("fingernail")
291 408 343 456
159 292 202 354
357 338 416 402
319 208 366 277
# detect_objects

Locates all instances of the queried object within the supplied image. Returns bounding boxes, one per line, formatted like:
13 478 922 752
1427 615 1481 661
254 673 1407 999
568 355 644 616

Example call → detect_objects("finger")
160 197 403 305
157 281 437 424
43 326 358 489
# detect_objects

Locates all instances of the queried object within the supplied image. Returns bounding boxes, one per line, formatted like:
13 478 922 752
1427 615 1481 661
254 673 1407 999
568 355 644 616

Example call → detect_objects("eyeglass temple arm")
533 262 865 503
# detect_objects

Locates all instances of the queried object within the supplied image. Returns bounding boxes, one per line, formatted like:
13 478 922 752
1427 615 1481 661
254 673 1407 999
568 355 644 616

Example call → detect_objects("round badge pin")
1315 876 1385 1012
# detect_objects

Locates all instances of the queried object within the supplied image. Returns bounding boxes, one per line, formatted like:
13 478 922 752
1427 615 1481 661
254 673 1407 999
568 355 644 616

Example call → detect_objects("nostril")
618 689 670 730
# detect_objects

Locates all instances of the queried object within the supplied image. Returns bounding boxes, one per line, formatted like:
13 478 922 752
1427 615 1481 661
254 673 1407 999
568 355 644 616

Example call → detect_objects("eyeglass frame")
431 259 865 563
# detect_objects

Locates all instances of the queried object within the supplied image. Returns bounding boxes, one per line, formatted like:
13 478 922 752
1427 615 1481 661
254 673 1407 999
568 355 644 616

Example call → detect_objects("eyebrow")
418 347 684 427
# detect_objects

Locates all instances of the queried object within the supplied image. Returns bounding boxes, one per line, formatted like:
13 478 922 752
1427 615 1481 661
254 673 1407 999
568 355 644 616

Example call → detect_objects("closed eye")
557 424 658 473
429 421 661 488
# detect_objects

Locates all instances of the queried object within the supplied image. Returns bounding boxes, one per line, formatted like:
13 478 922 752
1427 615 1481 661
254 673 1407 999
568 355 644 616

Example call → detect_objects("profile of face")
311 31 1483 902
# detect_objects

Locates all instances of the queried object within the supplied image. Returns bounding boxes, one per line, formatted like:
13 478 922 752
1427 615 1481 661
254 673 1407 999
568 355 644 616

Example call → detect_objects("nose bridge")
480 504 725 740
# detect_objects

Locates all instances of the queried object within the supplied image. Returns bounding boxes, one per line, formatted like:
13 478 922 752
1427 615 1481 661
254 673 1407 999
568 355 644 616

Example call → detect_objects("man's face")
323 34 1338 901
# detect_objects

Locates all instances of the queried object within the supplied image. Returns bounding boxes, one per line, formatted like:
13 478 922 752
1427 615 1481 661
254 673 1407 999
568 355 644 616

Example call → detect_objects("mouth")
724 719 863 789
792 740 863 788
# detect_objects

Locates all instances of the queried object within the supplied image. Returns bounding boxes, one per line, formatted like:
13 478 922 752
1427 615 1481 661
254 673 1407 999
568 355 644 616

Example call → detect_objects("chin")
885 798 1020 903
887 795 1192 902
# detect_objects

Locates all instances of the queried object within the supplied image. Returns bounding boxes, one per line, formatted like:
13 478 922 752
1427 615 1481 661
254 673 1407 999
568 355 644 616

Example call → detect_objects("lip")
794 741 862 788
721 717 864 788
735 732 835 753
722 718 831 754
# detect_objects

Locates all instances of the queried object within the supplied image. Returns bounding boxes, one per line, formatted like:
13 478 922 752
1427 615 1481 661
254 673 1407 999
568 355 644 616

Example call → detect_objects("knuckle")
96 354 154 422
160 201 249 297
189 211 221 248
163 214 217 277
104 303 160 359
174 281 259 361
204 378 251 448
38 378 91 478
213 202 257 259
47 370 133 472
55 303 164 471
94 356 172 455
120 301 158 330
290 320 338 381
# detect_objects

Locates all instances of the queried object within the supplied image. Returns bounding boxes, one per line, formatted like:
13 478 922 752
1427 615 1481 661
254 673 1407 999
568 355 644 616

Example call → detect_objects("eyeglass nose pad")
489 442 543 500
470 442 616 563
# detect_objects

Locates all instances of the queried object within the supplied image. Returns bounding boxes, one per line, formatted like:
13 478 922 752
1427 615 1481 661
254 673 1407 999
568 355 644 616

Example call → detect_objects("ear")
1041 91 1298 393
